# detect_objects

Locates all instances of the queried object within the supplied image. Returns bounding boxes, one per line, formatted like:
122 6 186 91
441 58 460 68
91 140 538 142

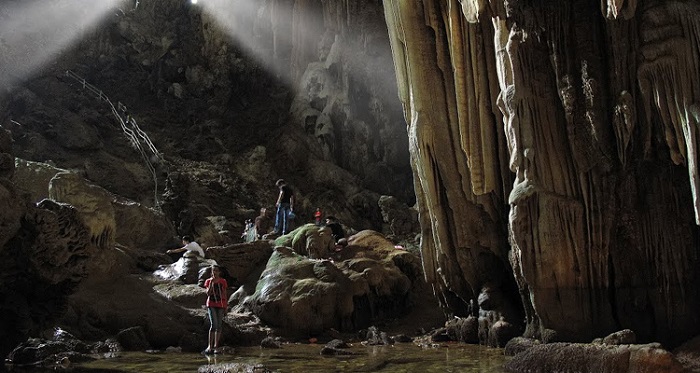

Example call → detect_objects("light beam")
198 0 300 85
0 0 125 92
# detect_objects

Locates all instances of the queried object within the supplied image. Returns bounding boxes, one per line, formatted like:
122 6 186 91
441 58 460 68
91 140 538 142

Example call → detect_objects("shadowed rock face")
0 128 99 357
383 0 700 346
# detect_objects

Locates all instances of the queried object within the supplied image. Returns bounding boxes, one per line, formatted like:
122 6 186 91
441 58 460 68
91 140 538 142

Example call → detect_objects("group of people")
166 178 350 354
240 178 294 242
241 179 346 245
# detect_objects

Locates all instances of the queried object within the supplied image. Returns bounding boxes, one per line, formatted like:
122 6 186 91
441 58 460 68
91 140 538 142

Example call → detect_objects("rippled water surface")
74 343 509 373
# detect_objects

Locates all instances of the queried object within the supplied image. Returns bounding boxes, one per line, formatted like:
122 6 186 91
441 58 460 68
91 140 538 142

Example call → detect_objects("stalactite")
638 1 700 223
602 0 637 20
384 0 700 346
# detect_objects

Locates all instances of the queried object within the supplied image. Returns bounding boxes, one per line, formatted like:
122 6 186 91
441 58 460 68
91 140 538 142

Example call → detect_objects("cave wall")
0 0 415 234
288 0 413 201
383 0 700 346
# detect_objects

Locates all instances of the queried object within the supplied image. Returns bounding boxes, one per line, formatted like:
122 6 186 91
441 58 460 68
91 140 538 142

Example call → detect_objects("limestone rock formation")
274 223 336 259
0 129 99 359
236 230 424 336
12 159 68 202
240 246 355 335
504 341 685 373
205 240 275 285
48 170 176 251
288 0 412 201
383 0 700 346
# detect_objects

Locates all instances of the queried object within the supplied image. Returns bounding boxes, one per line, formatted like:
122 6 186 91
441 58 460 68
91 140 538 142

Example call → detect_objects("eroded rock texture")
0 128 100 359
288 0 412 201
236 231 420 336
384 0 700 346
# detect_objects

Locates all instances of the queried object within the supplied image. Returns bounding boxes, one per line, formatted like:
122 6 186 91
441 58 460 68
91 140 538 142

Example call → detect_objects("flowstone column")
384 0 700 346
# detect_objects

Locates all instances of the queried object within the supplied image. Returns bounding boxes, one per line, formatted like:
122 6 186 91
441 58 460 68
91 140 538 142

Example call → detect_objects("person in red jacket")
314 207 323 226
203 265 228 354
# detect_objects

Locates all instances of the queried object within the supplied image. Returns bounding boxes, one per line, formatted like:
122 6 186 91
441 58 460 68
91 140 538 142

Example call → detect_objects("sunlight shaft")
0 0 125 90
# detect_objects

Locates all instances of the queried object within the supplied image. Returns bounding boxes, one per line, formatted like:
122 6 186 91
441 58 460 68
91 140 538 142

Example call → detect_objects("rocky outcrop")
64 265 206 349
0 127 99 359
383 0 700 346
235 230 423 336
674 335 700 372
239 246 355 335
205 240 275 285
504 341 685 373
47 170 176 251
6 332 119 369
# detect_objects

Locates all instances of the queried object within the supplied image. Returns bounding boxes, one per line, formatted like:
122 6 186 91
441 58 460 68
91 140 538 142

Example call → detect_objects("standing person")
241 219 256 242
273 179 294 235
314 207 323 226
254 207 271 239
166 235 205 257
203 265 228 354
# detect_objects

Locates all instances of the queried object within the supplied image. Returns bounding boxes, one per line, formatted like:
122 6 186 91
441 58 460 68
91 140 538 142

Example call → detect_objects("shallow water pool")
71 342 509 373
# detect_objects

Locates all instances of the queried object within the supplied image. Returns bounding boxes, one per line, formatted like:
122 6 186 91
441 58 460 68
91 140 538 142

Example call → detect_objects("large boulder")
504 342 685 373
205 240 275 285
27 200 97 284
378 195 419 237
238 230 422 336
673 335 700 373
278 223 335 259
49 172 118 250
63 272 205 348
240 246 355 335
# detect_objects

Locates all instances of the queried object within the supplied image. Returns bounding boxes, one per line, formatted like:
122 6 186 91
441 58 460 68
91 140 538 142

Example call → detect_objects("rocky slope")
0 0 418 361
1 0 413 235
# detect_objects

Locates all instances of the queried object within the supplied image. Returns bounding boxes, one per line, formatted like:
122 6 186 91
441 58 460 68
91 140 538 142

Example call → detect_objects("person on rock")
203 265 228 354
166 235 205 257
273 179 295 235
254 207 272 239
241 219 256 242
324 216 346 243
314 207 323 226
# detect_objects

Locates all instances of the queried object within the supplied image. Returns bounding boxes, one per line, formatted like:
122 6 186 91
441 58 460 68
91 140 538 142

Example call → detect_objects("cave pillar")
384 0 522 343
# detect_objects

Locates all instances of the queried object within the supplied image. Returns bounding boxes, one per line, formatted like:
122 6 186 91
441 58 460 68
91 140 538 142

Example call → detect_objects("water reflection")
75 343 509 373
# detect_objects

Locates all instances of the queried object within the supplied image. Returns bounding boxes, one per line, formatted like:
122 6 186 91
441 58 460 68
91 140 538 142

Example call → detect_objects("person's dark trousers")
275 203 291 234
